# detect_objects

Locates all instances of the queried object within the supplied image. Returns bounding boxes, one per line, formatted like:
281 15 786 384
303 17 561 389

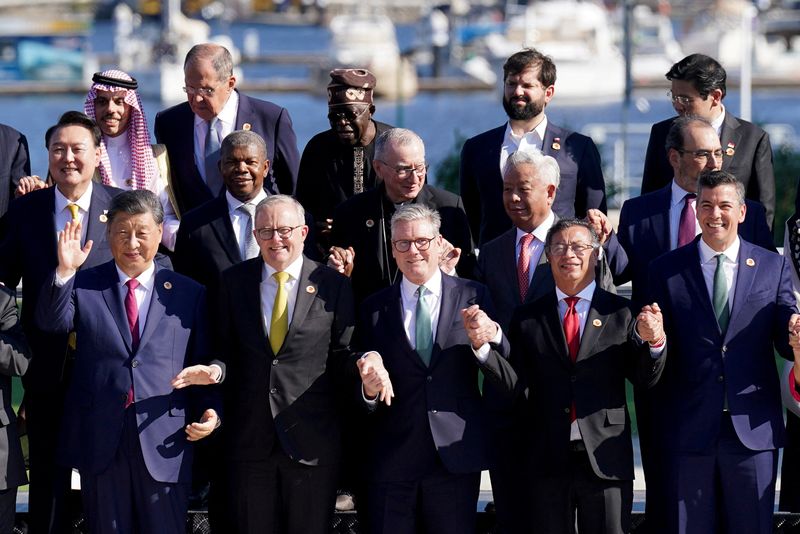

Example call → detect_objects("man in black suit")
0 122 30 217
215 195 354 534
509 218 666 533
355 204 516 534
0 111 121 534
154 43 300 215
640 53 775 227
328 127 475 304
459 48 607 246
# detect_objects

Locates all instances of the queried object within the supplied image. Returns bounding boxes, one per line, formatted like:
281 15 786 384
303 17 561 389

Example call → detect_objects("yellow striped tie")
269 271 290 354
67 203 79 222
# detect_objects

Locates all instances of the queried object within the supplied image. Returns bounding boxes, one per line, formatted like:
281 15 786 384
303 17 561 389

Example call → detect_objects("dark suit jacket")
216 257 354 467
0 285 30 491
509 287 665 480
330 182 476 304
154 91 300 215
354 275 516 482
0 123 30 218
0 184 120 391
640 114 775 227
648 238 795 453
459 122 607 246
34 261 215 483
608 184 775 307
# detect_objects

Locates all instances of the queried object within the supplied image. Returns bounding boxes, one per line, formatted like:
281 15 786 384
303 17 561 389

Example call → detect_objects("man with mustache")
459 48 607 246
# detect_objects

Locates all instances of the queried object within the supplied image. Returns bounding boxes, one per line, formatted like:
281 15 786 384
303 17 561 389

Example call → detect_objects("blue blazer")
0 123 30 218
154 91 300 215
648 237 795 453
459 122 607 246
34 261 217 483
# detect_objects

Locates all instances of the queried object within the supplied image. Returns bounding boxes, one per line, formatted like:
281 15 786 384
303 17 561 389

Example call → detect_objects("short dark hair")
221 130 268 162
696 170 745 205
665 54 727 99
107 190 164 226
664 115 714 153
46 111 102 148
502 48 557 87
545 217 600 249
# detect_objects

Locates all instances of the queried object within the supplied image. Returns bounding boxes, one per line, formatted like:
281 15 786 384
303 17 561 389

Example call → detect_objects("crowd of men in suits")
0 40 799 534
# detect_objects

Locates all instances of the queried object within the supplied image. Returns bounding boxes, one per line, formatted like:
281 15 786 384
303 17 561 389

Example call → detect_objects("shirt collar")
555 280 596 304
710 104 726 134
401 267 443 300
262 253 304 283
515 209 555 245
115 261 156 293
698 235 740 265
193 89 239 128
226 189 269 215
670 180 695 209
54 181 93 214
504 115 548 145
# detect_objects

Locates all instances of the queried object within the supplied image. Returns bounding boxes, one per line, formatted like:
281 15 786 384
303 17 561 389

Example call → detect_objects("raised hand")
586 208 612 245
439 236 461 274
56 220 92 279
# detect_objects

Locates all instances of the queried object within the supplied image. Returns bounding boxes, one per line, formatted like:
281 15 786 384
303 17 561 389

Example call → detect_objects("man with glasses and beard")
459 48 607 246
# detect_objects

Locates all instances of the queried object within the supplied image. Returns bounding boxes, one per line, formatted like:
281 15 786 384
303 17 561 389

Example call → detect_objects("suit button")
718 376 724 383
432 410 438 414
426 376 432 382
564 407 571 414
722 345 727 352
272 359 279 366
270 387 277 395
570 375 577 382
131 360 139 368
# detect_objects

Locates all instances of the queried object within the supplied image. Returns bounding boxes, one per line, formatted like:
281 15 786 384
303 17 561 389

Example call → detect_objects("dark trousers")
0 487 17 534
80 408 189 534
368 467 481 534
779 411 800 511
530 446 632 534
666 413 777 534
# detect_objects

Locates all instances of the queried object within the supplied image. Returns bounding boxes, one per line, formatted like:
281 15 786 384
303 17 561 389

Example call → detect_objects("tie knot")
565 296 580 310
67 203 79 221
685 193 696 202
126 279 140 291
416 285 427 298
238 203 256 217
716 253 726 265
520 233 535 247
273 271 290 285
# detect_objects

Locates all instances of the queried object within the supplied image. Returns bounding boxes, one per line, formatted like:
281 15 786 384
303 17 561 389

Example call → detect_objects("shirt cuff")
54 271 76 287
790 365 800 403
472 324 503 363
362 384 378 405
209 364 223 383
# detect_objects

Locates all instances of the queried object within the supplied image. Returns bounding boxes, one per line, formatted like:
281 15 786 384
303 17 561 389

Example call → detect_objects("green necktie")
270 271 290 354
415 286 433 366
713 254 730 332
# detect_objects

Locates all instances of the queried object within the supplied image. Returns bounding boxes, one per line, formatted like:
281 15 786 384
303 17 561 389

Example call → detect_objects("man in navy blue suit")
36 189 222 534
648 170 798 533
459 47 607 246
0 122 30 217
155 43 300 215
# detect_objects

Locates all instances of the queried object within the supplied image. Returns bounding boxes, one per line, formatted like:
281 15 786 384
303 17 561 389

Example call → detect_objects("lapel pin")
365 219 375 228
746 258 755 267
306 285 316 294
99 210 108 223
726 142 735 156
592 319 602 327
163 281 173 290
243 123 252 131
552 137 561 150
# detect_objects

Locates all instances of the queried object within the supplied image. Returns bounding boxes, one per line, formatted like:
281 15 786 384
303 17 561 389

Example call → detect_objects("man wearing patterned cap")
296 68 392 241
84 69 181 250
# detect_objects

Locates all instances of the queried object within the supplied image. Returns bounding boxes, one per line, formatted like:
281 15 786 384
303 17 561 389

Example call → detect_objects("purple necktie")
124 279 139 408
677 193 697 248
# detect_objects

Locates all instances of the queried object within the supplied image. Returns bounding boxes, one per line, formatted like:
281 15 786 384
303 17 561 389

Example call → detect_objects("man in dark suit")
154 43 300 215
0 285 30 533
355 204 516 534
459 48 607 246
509 218 666 533
35 190 221 534
0 111 121 534
640 53 775 227
648 170 797 533
215 195 354 534
328 127 475 304
0 122 30 217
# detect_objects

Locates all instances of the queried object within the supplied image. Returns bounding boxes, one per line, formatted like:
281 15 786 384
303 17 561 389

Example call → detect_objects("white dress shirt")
711 105 726 138
116 263 156 337
193 90 239 183
515 210 554 284
226 189 268 260
500 115 548 175
668 180 701 251
698 236 739 314
260 254 304 338
399 269 443 348
54 182 93 243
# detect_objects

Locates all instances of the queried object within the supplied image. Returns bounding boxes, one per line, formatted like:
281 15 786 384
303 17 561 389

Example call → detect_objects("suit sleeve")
270 107 300 196
574 136 607 217
329 274 357 380
748 201 777 252
188 286 223 421
474 285 516 395
773 256 798 361
451 195 477 280
0 202 22 288
606 206 633 286
9 131 30 192
0 287 29 377
625 306 667 389
641 123 668 195
751 130 775 229
34 271 75 335
458 139 482 246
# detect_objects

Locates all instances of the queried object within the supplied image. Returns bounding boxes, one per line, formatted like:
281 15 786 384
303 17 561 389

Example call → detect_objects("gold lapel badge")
365 219 375 228
164 281 173 290
99 210 108 223
552 137 561 150
306 285 316 294
592 319 602 327
746 258 755 267
243 123 252 131
726 142 735 156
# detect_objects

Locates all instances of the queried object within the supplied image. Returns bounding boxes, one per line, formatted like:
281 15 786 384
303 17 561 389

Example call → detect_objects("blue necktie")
204 118 222 195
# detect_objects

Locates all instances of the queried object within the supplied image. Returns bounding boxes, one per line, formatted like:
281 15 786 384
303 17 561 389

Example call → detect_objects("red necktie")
677 193 697 248
517 233 535 301
124 279 140 408
563 296 580 422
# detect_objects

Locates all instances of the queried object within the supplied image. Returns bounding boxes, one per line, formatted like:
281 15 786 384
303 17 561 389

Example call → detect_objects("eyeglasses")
183 82 223 98
677 148 724 161
667 90 696 106
392 236 437 252
327 106 370 123
546 243 596 256
255 225 303 240
378 161 428 179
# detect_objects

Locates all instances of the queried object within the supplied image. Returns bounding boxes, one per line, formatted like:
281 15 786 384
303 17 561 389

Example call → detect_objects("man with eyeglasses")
641 53 775 227
354 203 515 534
459 47 607 246
296 69 393 243
328 127 475 305
508 217 665 533
154 43 300 216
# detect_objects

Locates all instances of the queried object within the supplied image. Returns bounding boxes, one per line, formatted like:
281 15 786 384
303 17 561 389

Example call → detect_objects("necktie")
563 296 580 422
517 233 535 301
415 286 433 366
677 193 697 248
124 279 140 408
237 204 259 260
353 146 365 194
713 254 730 332
270 271 290 354
204 117 223 195
67 203 79 222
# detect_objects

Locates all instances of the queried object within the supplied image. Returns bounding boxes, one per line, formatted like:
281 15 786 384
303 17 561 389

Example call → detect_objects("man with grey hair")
329 127 475 305
355 203 515 534
155 43 299 216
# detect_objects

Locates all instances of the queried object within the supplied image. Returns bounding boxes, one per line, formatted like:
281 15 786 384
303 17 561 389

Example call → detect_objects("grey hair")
255 194 305 223
697 169 745 206
107 189 164 225
544 217 600 249
184 43 234 81
374 128 425 162
503 147 561 188
390 204 442 237
221 130 268 161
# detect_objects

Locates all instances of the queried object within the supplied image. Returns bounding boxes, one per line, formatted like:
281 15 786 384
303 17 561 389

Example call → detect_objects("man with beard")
459 48 607 246
296 69 392 243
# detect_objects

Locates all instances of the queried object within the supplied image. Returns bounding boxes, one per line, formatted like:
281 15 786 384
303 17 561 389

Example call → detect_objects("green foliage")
774 142 800 247
434 132 467 195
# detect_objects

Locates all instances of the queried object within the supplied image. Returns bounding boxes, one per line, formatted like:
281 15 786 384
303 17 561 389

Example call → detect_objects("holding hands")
636 303 665 345
328 246 355 277
586 209 613 245
358 352 394 406
438 237 461 274
461 304 498 350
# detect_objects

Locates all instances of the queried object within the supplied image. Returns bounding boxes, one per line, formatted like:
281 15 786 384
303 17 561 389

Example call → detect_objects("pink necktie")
517 233 535 301
563 296 580 422
124 279 139 408
677 193 697 248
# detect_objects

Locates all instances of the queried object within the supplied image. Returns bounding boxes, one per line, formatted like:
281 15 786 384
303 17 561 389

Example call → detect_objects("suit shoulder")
178 198 224 231
239 93 287 116
620 187 666 217
307 260 350 285
464 124 505 145
155 102 191 122
479 229 514 254
97 183 124 199
650 118 674 135
423 185 462 207
0 123 24 140
157 269 205 293
8 186 52 214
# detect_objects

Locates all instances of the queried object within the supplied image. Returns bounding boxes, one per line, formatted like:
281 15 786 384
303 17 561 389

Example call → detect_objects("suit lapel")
684 241 719 328
650 186 671 254
84 185 110 251
138 267 169 351
725 241 757 341
499 229 522 306
208 196 244 264
542 292 573 369
386 282 420 365
577 289 609 362
719 113 741 173
99 261 134 353
282 258 316 351
433 274 460 366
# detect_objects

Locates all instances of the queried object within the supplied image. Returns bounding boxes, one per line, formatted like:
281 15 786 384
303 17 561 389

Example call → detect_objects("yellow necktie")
270 271 290 354
67 203 79 222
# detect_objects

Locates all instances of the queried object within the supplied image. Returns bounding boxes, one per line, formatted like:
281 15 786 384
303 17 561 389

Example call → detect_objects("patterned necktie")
518 233 535 301
204 117 223 195
563 296 580 422
270 271 290 354
713 254 730 332
353 146 365 194
67 203 79 222
237 204 259 260
124 279 140 408
677 193 697 248
415 286 433 366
